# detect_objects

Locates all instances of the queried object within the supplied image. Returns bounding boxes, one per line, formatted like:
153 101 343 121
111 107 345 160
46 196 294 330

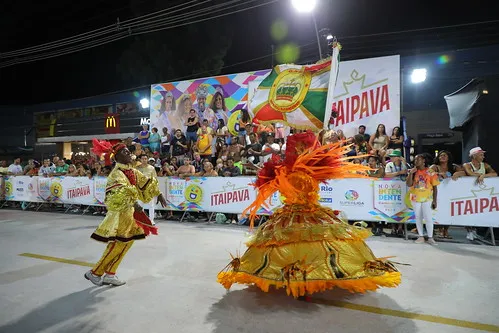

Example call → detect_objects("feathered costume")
217 131 401 298
86 139 160 281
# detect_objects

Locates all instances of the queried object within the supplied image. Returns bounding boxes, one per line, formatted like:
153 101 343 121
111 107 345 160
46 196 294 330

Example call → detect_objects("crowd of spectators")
0 123 494 186
0 120 406 179
1 123 497 239
0 155 112 179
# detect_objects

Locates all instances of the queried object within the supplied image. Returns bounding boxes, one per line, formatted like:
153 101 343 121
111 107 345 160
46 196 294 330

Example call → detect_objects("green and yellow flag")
250 45 340 130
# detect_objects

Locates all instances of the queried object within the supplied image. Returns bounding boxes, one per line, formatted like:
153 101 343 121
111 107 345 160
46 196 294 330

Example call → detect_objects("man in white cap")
462 147 497 241
384 150 408 181
463 147 497 185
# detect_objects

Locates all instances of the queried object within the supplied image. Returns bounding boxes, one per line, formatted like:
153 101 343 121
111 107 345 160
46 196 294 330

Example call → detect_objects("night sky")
1 0 498 105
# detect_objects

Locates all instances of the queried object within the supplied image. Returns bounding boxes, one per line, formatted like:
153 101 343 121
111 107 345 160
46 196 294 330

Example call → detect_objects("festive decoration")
217 132 401 298
244 131 369 227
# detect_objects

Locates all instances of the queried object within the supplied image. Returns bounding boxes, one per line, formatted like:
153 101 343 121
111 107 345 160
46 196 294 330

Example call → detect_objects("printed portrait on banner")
150 71 271 134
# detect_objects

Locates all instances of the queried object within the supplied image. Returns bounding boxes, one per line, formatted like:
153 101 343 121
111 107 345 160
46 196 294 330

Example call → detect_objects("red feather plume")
283 131 318 167
91 139 113 156
255 154 283 188
254 131 318 189
91 139 115 166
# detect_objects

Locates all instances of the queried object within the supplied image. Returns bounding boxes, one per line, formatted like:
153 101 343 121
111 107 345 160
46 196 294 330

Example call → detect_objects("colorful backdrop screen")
150 70 271 134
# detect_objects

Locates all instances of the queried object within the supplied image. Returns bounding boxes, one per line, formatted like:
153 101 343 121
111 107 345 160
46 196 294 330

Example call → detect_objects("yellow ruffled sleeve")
104 170 139 212
135 169 161 203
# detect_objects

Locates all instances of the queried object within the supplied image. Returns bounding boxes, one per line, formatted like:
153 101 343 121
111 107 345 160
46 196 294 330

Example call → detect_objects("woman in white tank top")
369 124 389 158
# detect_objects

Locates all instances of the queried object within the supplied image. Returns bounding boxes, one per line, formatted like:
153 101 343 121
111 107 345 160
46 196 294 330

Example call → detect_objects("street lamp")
291 0 317 12
140 98 150 109
291 0 322 59
410 68 427 84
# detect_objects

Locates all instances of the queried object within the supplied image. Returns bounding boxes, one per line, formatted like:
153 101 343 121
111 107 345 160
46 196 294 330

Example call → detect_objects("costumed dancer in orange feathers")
217 131 401 298
84 140 167 286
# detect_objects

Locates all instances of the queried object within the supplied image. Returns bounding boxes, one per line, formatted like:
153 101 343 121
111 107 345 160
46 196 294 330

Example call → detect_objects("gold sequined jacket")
91 162 161 243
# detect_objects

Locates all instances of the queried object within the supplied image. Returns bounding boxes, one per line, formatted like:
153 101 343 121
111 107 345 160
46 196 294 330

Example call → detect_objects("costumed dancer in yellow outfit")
218 131 401 298
85 140 167 286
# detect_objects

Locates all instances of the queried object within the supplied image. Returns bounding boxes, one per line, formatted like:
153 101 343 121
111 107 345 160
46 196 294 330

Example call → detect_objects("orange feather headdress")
243 131 369 228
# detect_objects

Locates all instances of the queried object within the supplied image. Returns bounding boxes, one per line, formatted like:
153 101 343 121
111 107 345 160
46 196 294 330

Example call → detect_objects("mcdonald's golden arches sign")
104 114 120 134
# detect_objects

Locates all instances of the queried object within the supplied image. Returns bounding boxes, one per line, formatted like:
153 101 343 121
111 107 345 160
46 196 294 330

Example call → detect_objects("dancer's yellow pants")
91 241 133 276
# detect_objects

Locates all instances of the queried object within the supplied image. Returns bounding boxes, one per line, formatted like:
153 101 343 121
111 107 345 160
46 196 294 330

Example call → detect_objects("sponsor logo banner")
3 176 499 227
330 55 400 138
373 180 407 219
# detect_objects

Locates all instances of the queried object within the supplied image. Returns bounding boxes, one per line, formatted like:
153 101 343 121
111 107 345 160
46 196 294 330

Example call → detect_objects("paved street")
0 209 498 333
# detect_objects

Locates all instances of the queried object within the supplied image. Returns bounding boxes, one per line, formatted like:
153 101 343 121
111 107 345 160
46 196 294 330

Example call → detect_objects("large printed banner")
3 176 499 227
150 53 398 136
330 55 400 138
4 176 42 202
163 177 257 214
433 177 499 226
150 70 271 133
3 176 108 206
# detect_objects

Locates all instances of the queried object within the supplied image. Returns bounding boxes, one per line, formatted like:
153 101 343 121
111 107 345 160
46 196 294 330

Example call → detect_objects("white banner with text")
330 55 400 138
2 176 498 227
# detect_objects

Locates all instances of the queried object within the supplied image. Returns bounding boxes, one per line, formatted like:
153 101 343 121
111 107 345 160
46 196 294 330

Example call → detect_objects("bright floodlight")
326 34 334 40
291 0 317 13
411 68 427 84
140 98 150 108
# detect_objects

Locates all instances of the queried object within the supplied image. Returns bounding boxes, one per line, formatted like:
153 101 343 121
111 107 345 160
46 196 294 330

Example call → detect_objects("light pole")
291 0 323 60
312 13 322 59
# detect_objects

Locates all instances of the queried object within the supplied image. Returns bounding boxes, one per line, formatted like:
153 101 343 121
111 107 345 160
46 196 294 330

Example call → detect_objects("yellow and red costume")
218 132 401 298
89 140 160 277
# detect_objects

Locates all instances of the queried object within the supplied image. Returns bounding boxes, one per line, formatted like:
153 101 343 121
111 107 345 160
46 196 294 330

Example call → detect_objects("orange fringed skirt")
217 204 401 298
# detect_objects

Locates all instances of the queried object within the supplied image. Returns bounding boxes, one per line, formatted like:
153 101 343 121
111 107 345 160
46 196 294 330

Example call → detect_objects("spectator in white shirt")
384 150 408 180
8 158 23 175
463 147 497 185
383 150 408 237
243 123 253 146
462 147 497 240
261 133 280 163
38 159 55 177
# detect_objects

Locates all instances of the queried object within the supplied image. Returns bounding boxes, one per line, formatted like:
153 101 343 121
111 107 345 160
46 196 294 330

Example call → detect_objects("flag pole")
312 13 323 60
